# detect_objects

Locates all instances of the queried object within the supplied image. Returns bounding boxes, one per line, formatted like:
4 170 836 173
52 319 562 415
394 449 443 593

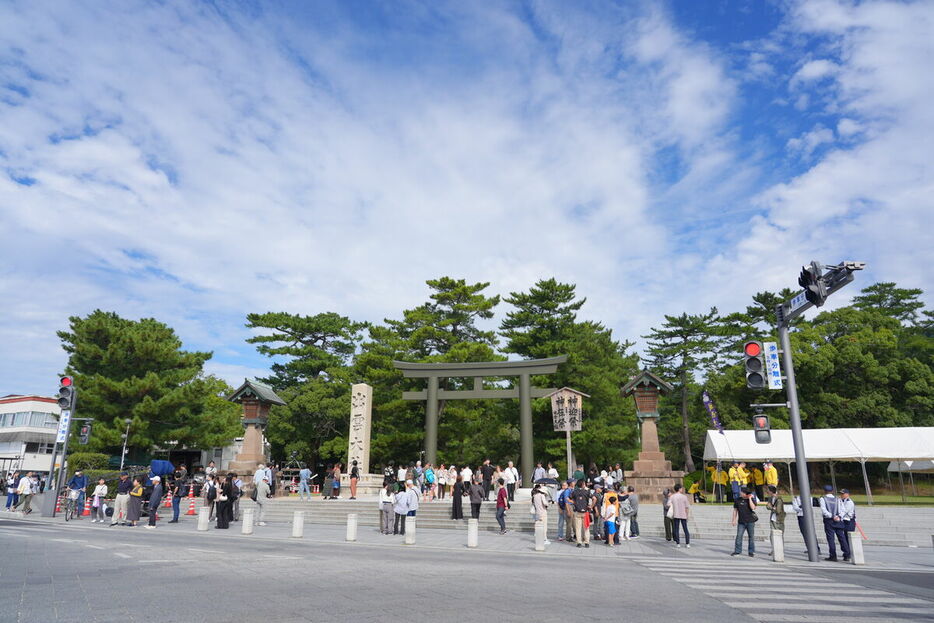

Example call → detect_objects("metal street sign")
763 341 783 390
788 291 808 314
56 409 71 443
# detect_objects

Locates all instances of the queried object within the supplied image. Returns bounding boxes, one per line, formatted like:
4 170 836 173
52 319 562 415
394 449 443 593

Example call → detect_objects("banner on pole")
763 341 783 389
56 409 71 443
702 390 724 434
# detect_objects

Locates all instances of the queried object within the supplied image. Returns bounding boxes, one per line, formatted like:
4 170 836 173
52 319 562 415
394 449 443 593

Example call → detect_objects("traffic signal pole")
776 317 820 562
773 260 865 563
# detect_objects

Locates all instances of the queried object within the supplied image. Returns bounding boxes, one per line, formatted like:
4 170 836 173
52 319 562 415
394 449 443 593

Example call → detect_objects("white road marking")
114 553 131 559
84 544 104 549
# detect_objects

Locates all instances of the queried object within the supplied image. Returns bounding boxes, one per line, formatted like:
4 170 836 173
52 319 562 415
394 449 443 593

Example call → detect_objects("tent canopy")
887 460 934 473
703 427 934 463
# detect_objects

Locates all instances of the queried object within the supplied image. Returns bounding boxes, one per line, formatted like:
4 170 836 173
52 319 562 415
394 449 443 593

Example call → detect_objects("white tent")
703 427 934 503
887 460 934 473
703 427 934 463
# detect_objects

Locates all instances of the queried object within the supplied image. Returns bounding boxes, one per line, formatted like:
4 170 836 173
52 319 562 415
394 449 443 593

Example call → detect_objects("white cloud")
786 124 835 159
790 59 840 86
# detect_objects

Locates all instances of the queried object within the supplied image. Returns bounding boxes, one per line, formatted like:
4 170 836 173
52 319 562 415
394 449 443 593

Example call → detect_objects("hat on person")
823 484 833 492
405 479 413 485
120 472 128 476
151 475 161 481
839 488 849 494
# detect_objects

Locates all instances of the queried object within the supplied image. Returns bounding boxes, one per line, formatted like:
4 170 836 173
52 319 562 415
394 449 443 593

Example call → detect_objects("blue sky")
1 0 932 395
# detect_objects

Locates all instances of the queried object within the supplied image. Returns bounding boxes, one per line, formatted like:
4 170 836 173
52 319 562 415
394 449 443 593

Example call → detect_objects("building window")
24 442 54 454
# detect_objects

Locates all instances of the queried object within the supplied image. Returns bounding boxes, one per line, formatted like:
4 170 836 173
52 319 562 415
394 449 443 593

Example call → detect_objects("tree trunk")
680 368 695 473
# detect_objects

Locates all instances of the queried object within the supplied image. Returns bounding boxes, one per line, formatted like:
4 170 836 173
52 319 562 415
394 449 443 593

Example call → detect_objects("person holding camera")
731 487 758 557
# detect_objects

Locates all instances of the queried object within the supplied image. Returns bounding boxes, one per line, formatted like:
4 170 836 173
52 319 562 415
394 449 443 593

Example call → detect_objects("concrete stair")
221 497 932 547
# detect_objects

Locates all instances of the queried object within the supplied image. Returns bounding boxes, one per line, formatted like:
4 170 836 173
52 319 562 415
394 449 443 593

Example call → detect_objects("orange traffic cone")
163 493 172 508
82 497 91 516
185 486 196 515
55 495 62 513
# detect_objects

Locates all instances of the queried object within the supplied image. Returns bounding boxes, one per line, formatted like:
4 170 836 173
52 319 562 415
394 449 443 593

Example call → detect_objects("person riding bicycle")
67 470 89 519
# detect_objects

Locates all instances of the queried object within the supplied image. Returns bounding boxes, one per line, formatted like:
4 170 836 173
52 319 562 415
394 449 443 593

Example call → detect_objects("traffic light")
57 376 76 411
798 261 827 307
743 341 766 389
78 422 92 445
753 413 771 444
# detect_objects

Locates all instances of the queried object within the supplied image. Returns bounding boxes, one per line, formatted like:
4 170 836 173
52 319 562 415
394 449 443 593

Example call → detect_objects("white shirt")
92 484 108 498
547 467 559 479
253 469 266 485
504 467 518 485
397 467 407 482
461 467 472 482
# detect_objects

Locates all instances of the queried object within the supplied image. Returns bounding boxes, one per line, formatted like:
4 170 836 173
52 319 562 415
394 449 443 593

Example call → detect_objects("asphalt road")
1 516 932 623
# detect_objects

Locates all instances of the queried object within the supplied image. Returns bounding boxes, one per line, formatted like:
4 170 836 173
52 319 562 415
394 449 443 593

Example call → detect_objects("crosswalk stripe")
701 588 895 598
705 593 929 605
733 603 933 615
748 616 931 623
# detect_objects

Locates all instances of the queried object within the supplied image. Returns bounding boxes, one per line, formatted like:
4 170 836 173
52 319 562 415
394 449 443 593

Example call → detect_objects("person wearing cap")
764 461 779 490
838 489 856 560
146 476 163 529
67 470 89 519
791 493 820 555
731 487 758 557
819 485 849 561
111 472 132 526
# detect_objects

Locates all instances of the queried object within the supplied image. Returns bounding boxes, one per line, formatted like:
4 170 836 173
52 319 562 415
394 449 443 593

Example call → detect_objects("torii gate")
393 355 567 484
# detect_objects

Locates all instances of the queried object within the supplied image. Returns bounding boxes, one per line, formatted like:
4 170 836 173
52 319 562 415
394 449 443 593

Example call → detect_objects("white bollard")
241 508 254 535
850 532 865 565
467 518 478 548
404 516 416 545
197 507 210 531
534 520 546 551
292 510 304 538
771 528 785 563
346 513 358 541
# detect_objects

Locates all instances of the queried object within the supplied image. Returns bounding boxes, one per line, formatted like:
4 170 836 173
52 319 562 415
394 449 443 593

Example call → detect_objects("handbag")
216 492 228 502
666 504 674 519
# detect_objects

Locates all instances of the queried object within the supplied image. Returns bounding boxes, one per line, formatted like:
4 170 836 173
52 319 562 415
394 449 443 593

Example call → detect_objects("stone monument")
622 370 683 503
341 383 383 495
347 383 372 474
226 379 285 482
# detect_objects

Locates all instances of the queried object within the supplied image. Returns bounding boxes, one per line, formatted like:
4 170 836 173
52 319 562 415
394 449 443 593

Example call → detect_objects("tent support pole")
829 460 837 492
909 469 916 497
897 460 906 503
860 459 873 506
787 462 794 498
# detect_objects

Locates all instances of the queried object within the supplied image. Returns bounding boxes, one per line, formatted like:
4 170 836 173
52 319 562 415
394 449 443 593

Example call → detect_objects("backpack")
206 485 217 502
620 498 634 517
425 469 435 484
250 487 258 501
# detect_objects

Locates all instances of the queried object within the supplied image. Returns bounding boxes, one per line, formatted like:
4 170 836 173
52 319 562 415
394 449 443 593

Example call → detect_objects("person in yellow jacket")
764 460 779 489
752 466 765 500
728 462 742 501
688 481 706 503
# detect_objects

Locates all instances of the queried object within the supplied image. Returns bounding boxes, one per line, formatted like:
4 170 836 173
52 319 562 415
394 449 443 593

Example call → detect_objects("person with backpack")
383 460 396 489
203 474 217 521
569 480 594 548
423 463 435 501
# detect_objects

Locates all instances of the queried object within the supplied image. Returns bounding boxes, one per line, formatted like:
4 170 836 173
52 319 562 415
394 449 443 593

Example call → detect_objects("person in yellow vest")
707 465 724 503
764 460 779 493
688 480 706 503
752 465 765 500
728 462 742 501
717 466 729 503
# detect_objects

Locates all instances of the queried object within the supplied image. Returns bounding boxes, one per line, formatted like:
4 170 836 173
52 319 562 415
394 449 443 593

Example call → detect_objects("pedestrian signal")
753 414 771 444
78 423 92 445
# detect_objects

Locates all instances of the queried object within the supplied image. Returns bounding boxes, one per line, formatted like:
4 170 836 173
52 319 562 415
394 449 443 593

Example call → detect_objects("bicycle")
63 489 81 521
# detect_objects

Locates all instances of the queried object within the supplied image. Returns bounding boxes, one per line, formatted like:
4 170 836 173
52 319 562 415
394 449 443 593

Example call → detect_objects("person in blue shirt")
556 480 573 542
298 466 312 501
67 470 89 519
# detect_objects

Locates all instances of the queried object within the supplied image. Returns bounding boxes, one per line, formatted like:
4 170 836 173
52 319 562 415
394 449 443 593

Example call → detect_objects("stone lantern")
226 379 285 480
621 370 683 503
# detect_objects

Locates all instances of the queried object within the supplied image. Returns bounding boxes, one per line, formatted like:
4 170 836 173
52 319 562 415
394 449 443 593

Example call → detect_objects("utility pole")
774 260 865 562
119 418 132 471
42 376 77 517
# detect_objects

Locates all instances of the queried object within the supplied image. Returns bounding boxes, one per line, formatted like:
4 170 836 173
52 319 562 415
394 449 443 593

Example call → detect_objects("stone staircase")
225 496 932 547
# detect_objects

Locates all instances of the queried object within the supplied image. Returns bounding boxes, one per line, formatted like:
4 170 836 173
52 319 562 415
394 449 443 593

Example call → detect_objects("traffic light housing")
78 422 92 445
743 341 766 389
57 376 76 411
798 261 827 307
753 413 771 444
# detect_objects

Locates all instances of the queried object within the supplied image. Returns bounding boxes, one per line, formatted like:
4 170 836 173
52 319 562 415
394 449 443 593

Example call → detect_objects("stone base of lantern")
625 452 684 504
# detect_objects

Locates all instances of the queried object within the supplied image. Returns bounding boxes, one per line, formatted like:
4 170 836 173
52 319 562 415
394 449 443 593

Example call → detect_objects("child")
91 478 108 522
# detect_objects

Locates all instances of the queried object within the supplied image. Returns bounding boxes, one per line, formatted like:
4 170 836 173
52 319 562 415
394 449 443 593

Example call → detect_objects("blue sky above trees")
1 0 931 395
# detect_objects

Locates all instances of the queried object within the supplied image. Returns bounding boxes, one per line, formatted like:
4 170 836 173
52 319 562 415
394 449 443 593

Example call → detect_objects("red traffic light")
755 416 768 429
744 342 762 357
60 376 73 387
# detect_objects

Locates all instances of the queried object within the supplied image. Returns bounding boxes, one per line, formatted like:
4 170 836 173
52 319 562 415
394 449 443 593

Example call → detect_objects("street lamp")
119 418 131 471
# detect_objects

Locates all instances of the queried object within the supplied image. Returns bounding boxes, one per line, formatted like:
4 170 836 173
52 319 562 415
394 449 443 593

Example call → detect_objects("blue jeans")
673 518 690 545
172 496 181 521
731 482 740 500
5 493 18 509
298 481 310 499
73 490 86 516
735 522 755 554
496 507 506 531
557 509 566 539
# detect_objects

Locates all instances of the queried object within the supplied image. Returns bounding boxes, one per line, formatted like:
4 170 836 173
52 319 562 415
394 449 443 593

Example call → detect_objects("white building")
0 394 60 477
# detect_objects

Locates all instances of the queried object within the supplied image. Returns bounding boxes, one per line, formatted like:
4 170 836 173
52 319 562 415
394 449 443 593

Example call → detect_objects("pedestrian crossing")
631 557 934 622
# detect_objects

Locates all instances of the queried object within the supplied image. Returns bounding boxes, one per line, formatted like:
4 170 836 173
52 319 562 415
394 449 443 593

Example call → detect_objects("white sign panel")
789 291 808 313
56 409 71 443
763 342 783 390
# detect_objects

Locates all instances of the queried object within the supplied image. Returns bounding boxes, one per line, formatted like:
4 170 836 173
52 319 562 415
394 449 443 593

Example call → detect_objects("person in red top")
495 477 510 534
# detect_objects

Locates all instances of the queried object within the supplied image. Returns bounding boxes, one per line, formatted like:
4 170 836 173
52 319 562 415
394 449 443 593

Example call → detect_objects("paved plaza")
1 513 932 623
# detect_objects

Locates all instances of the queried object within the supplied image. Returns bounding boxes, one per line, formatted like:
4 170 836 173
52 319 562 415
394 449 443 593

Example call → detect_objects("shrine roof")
543 387 591 399
621 369 674 395
227 378 286 405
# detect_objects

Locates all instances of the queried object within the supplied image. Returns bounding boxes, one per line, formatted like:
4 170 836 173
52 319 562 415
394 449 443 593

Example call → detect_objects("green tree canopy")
58 310 241 457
